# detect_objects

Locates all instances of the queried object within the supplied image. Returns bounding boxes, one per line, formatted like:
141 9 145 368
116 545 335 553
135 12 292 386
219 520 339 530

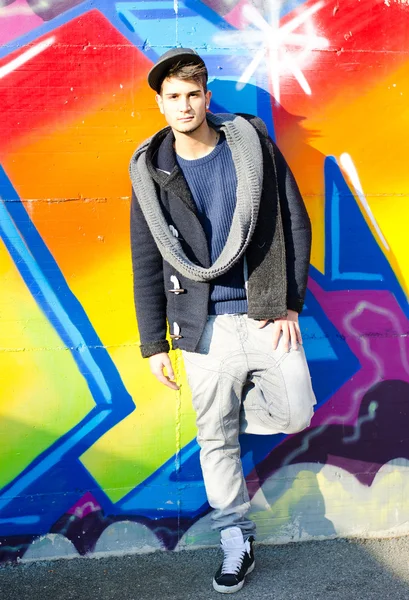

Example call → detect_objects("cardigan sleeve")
130 187 170 358
272 142 312 313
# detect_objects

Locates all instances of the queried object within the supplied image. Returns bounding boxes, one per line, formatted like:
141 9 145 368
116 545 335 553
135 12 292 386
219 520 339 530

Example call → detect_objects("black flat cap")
147 47 207 93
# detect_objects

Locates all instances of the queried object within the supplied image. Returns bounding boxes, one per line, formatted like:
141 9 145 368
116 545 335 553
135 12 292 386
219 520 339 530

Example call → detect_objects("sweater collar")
145 115 226 184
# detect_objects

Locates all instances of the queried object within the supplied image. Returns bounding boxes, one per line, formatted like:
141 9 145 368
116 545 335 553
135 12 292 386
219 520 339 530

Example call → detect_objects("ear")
205 89 212 109
156 93 164 114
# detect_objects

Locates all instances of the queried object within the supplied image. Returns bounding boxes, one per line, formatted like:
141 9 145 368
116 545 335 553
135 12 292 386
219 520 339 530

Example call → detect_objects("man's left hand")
258 309 302 352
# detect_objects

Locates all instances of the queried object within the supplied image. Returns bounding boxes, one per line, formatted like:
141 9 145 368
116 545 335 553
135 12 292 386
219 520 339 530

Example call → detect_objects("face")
156 77 212 135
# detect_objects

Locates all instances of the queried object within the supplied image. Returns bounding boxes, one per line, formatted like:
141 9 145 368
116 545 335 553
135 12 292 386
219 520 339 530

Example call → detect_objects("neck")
174 120 218 160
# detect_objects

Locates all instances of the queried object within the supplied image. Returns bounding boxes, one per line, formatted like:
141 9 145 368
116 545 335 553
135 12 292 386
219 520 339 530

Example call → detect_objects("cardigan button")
169 275 185 295
170 321 183 340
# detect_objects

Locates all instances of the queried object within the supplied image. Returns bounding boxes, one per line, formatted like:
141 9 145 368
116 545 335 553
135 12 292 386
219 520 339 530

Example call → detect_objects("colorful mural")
1 0 409 562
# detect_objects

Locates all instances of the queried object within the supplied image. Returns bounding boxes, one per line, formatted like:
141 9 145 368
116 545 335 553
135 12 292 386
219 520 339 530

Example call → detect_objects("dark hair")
160 61 208 94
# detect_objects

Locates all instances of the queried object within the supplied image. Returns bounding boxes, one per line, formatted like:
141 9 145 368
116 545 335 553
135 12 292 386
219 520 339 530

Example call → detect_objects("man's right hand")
149 352 179 390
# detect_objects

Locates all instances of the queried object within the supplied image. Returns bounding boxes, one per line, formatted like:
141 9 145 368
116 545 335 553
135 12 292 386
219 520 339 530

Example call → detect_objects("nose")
179 95 191 112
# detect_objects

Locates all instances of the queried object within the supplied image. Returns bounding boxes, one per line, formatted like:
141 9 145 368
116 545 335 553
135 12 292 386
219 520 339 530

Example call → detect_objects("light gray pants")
182 314 316 539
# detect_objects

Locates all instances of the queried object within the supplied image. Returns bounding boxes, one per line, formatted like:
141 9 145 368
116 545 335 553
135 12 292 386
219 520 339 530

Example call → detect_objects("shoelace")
221 543 249 575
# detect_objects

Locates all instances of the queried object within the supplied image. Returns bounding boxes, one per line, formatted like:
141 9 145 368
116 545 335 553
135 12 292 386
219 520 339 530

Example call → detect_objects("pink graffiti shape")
0 0 44 46
308 279 409 427
67 491 102 519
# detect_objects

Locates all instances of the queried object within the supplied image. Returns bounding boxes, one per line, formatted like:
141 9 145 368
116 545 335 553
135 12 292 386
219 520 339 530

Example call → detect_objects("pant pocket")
255 360 291 430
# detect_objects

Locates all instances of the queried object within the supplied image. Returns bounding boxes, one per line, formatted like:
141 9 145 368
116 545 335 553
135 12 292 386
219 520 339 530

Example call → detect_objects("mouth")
178 116 194 122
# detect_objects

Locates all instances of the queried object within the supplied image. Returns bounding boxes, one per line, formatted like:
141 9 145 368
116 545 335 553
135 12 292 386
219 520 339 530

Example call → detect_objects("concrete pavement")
1 537 409 599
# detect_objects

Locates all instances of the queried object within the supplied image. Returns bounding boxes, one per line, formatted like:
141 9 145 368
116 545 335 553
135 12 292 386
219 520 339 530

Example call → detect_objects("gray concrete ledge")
1 537 409 600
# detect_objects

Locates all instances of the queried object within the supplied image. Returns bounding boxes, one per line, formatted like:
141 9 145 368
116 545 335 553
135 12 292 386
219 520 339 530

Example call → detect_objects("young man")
129 48 316 594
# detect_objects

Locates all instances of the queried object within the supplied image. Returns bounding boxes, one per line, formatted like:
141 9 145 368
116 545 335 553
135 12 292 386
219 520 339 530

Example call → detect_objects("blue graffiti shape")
316 157 408 318
0 166 134 532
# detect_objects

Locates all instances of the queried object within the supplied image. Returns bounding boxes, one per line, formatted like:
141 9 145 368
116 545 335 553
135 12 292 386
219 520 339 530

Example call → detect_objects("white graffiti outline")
0 4 34 16
0 36 55 79
73 500 100 519
213 0 328 102
340 153 390 251
343 400 377 443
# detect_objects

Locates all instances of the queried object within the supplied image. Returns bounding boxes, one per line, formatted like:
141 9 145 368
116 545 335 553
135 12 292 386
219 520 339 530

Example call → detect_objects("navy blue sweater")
176 135 248 315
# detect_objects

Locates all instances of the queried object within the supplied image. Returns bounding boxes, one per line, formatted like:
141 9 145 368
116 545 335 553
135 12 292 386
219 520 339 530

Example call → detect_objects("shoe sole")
212 561 255 594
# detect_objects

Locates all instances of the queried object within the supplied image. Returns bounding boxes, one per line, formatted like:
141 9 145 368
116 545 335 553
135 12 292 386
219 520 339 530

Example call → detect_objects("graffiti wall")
1 0 409 562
